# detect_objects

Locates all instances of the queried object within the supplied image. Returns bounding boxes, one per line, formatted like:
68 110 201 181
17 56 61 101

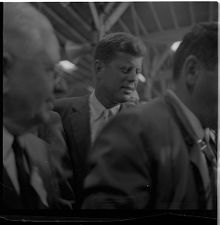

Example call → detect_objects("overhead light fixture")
170 41 181 52
58 60 78 73
138 73 146 83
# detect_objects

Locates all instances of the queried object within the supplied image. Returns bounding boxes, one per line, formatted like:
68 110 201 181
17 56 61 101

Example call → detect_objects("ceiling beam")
88 2 101 31
77 59 92 73
104 2 131 32
55 31 67 45
143 26 193 44
148 2 163 32
60 3 91 32
132 4 149 36
40 3 87 43
78 65 92 77
189 2 195 24
105 2 116 15
118 19 131 33
169 2 179 29
131 4 140 36
151 46 171 78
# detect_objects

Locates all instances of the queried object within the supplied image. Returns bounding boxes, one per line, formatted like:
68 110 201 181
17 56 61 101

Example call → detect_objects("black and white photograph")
2 1 219 224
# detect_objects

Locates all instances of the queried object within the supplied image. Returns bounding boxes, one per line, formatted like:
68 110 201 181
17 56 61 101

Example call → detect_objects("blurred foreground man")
55 32 146 208
82 22 218 209
3 3 73 209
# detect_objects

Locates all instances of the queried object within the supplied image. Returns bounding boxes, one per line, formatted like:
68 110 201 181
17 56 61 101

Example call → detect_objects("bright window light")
170 41 181 52
138 73 146 83
59 60 78 72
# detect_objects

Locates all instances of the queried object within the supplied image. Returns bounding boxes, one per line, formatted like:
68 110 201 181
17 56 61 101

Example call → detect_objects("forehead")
110 52 143 65
41 32 60 64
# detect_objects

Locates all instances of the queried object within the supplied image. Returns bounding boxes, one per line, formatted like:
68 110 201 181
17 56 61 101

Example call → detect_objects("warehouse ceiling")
32 2 218 100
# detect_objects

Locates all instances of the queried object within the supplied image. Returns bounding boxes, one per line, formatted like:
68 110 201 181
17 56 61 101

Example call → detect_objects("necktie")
12 137 40 209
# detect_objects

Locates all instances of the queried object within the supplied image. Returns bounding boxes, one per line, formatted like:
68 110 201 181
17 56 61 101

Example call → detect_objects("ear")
183 55 200 88
3 52 12 94
94 60 105 79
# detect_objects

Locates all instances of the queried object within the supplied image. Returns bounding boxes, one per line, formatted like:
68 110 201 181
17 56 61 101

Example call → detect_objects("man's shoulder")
55 95 89 107
54 95 89 115
122 97 166 115
117 97 172 127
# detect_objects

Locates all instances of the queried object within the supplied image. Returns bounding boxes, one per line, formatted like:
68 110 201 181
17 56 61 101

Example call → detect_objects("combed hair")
173 22 218 81
94 32 146 63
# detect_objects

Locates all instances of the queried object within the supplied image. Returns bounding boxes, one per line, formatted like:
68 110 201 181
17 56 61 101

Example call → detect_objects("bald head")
3 3 61 135
4 2 58 59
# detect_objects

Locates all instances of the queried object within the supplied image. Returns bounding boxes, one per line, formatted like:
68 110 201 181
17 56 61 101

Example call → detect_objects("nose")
127 69 138 83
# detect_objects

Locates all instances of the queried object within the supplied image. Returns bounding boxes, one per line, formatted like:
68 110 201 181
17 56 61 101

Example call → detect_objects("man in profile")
82 22 218 209
3 2 73 209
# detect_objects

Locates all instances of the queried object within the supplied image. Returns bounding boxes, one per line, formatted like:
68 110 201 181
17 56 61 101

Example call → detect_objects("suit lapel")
164 91 210 200
68 96 91 151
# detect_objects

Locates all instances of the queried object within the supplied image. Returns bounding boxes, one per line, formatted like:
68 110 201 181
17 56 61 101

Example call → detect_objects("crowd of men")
2 2 218 211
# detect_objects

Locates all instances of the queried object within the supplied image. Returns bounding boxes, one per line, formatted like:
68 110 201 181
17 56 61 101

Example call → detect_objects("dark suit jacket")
82 91 217 209
54 95 135 208
2 132 74 209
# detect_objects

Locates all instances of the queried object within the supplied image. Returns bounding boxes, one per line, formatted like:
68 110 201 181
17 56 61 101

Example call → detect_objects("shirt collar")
167 90 205 140
90 90 120 121
3 126 14 162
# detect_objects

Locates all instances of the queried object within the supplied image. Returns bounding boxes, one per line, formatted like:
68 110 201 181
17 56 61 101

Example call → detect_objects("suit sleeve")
82 111 152 209
37 111 75 209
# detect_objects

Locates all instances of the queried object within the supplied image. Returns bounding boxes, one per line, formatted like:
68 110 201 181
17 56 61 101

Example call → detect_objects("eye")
136 69 142 74
120 67 131 74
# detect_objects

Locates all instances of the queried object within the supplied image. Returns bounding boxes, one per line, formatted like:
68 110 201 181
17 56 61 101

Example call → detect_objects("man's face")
4 31 60 132
98 52 143 104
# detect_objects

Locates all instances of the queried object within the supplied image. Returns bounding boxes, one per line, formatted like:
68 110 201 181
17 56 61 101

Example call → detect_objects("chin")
35 110 52 125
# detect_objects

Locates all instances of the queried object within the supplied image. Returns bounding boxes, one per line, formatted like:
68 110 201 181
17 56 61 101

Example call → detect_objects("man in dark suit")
3 3 74 209
82 22 218 209
55 32 146 208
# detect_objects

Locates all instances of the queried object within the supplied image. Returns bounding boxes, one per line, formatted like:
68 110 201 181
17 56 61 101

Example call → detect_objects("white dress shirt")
3 126 48 206
89 91 120 143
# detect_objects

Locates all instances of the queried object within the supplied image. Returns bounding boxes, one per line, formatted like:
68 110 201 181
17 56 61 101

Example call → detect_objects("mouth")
121 86 135 94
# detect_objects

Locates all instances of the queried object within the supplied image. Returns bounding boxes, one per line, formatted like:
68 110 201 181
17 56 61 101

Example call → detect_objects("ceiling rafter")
77 59 92 73
105 2 116 15
118 19 131 33
189 2 195 24
169 3 179 29
78 66 92 78
131 4 149 36
40 3 87 43
55 31 67 45
131 4 140 36
148 2 163 32
82 55 93 66
60 3 91 32
88 2 101 31
104 2 131 32
143 26 192 43
151 46 171 78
